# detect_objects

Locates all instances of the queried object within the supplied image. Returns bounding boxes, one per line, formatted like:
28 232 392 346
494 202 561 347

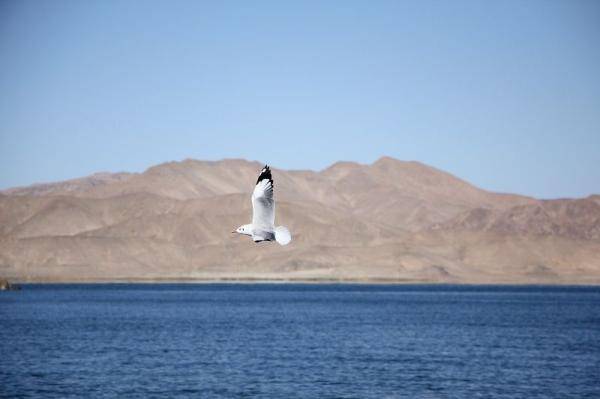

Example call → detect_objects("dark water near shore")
1 284 600 398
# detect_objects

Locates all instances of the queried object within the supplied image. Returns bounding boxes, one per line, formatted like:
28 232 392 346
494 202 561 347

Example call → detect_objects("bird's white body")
234 165 291 245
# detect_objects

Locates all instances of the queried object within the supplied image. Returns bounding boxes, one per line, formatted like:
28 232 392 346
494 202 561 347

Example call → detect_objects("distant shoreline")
6 277 600 286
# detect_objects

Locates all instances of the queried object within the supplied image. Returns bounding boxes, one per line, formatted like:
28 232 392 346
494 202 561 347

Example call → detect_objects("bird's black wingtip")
256 164 273 185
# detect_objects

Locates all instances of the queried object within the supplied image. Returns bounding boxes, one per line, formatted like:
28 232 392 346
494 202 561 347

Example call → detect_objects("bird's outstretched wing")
252 165 275 230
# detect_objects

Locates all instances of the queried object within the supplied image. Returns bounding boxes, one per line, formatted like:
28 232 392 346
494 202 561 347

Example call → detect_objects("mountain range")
1 157 599 283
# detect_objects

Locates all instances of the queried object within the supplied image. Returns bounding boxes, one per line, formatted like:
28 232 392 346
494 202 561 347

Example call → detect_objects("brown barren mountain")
1 157 599 283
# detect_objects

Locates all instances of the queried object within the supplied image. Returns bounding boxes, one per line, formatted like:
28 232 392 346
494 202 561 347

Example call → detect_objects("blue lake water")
1 284 600 398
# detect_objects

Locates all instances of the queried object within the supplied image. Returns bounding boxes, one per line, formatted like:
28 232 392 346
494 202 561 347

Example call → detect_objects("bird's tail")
274 226 291 246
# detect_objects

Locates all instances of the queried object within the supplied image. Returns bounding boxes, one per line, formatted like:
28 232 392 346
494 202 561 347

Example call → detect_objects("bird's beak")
231 231 236 234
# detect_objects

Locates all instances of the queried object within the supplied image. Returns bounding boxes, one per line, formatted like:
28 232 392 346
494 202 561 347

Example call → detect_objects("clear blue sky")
1 0 599 198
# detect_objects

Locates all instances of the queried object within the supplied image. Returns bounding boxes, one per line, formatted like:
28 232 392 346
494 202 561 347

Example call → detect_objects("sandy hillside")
1 157 599 283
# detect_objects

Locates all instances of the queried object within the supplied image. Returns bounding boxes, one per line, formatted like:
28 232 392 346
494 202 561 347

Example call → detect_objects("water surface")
1 284 599 398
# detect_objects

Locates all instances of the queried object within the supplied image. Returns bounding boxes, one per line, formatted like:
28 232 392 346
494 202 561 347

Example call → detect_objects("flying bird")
232 165 291 245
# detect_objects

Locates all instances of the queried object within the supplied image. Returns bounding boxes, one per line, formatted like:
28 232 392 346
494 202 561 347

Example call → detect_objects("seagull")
232 165 291 245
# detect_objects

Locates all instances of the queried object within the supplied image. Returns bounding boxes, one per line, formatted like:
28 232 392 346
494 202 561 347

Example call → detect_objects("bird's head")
232 224 252 236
